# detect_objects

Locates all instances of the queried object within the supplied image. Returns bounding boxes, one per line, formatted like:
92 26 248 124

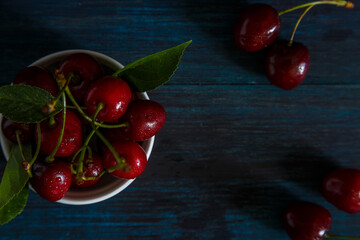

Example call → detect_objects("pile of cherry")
1 53 166 202
233 0 354 90
233 1 359 240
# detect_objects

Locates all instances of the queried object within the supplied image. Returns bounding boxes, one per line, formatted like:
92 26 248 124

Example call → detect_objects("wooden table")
1 0 359 239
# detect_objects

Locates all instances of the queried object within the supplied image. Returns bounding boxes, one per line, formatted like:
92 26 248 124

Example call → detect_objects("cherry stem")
72 127 98 182
71 148 83 164
95 130 130 172
64 86 130 129
72 104 103 183
70 148 82 174
288 5 314 46
75 150 86 184
86 145 92 160
76 127 98 176
28 122 42 172
46 93 66 163
278 0 354 16
66 105 86 110
92 103 104 129
15 130 32 177
48 115 56 128
325 234 360 240
43 71 72 114
69 164 77 175
53 76 70 104
85 170 105 181
15 130 26 163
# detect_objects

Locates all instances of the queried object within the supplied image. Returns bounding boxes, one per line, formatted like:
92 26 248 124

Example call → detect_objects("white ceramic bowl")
0 50 154 205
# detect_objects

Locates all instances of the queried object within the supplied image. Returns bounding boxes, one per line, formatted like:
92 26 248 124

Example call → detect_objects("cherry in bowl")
0 50 155 205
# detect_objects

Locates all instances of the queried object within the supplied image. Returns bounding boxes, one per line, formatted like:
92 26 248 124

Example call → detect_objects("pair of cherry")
233 1 353 90
2 52 166 201
233 2 358 239
284 168 360 240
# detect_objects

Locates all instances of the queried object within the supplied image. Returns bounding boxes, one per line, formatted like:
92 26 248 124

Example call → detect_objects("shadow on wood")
171 141 340 232
0 3 80 85
179 0 268 76
0 3 80 175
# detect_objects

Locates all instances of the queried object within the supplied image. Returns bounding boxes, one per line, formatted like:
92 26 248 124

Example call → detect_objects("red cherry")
102 128 130 143
265 40 310 90
120 100 166 141
322 168 360 213
1 117 33 143
284 201 332 240
35 110 82 157
59 53 103 102
13 66 58 96
103 140 147 179
85 76 132 122
71 154 104 188
30 160 72 201
234 3 281 52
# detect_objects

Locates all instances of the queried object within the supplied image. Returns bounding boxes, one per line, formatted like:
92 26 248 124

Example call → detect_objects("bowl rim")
0 49 155 205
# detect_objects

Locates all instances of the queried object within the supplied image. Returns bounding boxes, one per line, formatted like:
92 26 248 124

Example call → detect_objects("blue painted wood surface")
0 0 360 239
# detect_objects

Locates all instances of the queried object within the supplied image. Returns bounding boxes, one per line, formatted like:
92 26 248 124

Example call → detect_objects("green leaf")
113 40 192 92
0 85 63 123
0 184 28 225
0 143 31 209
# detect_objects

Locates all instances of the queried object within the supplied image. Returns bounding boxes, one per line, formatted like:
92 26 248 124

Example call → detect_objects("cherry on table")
103 140 147 179
284 201 332 240
13 66 58 97
59 53 103 102
120 99 166 141
71 154 104 188
1 117 33 143
84 76 132 122
233 3 281 52
30 160 72 201
322 168 360 214
265 40 310 90
35 110 82 157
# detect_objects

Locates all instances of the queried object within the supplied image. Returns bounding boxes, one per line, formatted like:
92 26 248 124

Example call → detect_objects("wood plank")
0 0 359 238
2 85 360 238
0 0 359 85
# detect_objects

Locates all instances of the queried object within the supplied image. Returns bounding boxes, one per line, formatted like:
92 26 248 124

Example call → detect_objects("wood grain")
1 0 360 239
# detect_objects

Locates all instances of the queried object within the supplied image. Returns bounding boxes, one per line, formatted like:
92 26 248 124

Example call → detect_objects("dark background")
0 0 360 239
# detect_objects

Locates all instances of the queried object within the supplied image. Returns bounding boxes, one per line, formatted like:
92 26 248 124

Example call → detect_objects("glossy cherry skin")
284 201 332 240
13 66 58 96
35 110 82 157
71 154 104 188
234 3 281 52
59 53 103 102
102 128 130 143
103 140 147 179
30 160 72 201
1 117 33 143
85 76 132 122
265 40 310 90
322 168 360 213
120 100 166 141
